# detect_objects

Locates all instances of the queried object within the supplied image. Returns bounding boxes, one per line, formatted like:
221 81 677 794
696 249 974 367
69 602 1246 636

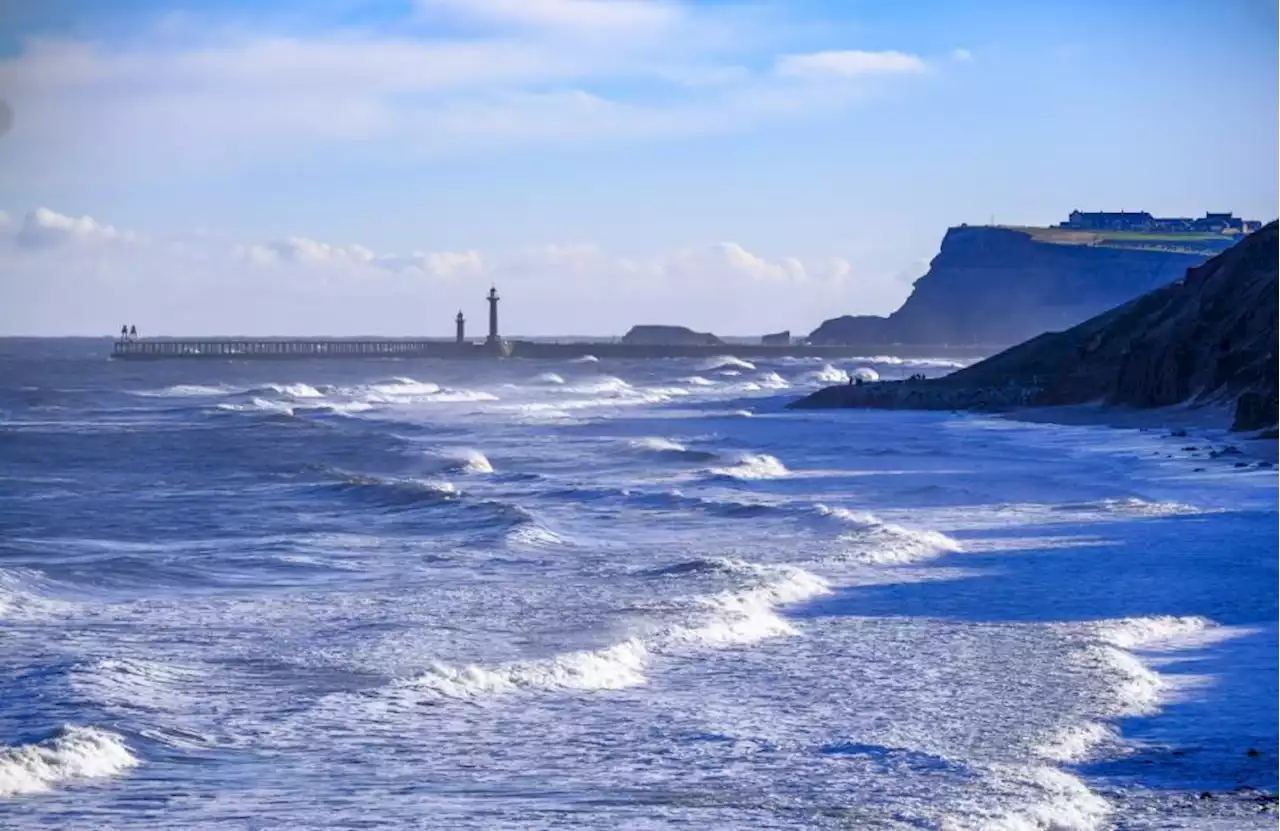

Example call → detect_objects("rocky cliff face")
809 226 1210 346
792 222 1279 431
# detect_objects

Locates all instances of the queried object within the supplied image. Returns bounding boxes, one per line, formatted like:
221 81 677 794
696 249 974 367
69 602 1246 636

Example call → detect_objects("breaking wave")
337 558 826 710
0 568 72 621
699 356 756 372
628 437 719 462
1052 497 1203 518
708 453 790 480
806 364 849 384
0 726 139 797
813 505 961 564
367 377 442 396
569 354 599 363
658 561 831 648
1072 616 1215 720
397 639 650 702
136 384 237 398
437 449 494 475
216 397 295 416
681 375 716 386
327 475 462 510
534 372 565 385
849 355 969 369
753 371 790 389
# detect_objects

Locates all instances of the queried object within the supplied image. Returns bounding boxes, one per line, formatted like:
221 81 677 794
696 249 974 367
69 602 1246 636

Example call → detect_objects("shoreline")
1000 403 1278 463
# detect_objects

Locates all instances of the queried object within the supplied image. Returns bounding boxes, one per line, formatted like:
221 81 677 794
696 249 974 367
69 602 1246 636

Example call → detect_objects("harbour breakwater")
109 338 995 361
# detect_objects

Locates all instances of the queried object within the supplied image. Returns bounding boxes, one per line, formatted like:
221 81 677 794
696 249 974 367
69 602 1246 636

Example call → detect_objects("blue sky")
0 0 1276 335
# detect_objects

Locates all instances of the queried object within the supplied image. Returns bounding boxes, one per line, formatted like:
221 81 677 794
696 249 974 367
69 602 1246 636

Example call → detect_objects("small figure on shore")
129 325 137 339
120 325 128 340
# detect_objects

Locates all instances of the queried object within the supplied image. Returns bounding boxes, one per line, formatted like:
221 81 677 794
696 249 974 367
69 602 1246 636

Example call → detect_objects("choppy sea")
1 339 1276 829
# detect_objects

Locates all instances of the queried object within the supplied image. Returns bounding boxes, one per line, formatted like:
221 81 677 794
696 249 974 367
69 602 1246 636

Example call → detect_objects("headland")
807 210 1258 349
791 220 1279 435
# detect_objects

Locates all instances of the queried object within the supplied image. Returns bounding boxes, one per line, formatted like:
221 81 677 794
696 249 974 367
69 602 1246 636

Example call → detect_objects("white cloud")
417 0 680 33
0 207 888 336
14 207 144 249
950 48 974 63
774 50 928 80
0 7 936 179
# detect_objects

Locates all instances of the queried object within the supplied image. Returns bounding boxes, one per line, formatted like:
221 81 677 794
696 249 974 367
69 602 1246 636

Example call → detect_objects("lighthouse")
486 286 500 344
455 310 466 344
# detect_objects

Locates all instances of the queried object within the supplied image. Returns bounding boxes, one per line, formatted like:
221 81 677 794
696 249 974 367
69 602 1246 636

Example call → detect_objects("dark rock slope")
808 226 1211 347
792 221 1278 431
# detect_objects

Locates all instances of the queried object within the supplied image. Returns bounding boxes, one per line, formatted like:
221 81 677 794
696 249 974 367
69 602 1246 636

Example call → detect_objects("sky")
0 0 1276 337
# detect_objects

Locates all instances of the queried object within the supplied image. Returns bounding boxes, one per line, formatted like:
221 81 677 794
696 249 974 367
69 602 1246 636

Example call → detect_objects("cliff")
809 226 1212 347
621 325 722 346
792 221 1279 431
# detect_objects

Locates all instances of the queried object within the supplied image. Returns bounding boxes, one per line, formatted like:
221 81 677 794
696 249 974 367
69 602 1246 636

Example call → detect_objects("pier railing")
111 338 483 359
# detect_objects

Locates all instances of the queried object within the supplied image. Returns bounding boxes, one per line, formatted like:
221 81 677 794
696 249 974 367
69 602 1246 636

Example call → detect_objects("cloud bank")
1 207 913 337
0 2 941 180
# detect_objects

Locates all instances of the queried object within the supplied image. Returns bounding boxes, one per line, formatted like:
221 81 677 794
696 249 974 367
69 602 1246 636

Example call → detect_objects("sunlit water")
1 341 1275 829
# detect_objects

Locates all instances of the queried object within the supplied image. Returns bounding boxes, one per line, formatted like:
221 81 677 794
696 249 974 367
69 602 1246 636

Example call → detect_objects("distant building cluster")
1060 210 1261 234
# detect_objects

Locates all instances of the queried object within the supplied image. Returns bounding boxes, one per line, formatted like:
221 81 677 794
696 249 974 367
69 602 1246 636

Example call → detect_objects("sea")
1 339 1276 830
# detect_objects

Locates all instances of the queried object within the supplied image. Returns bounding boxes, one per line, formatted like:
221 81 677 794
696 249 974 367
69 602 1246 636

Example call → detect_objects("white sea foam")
815 505 962 564
266 383 323 399
709 453 789 480
217 397 294 415
681 375 716 386
0 726 139 797
1034 721 1117 764
505 524 564 548
351 558 826 712
400 639 650 701
849 355 969 369
1093 615 1213 650
630 437 688 453
661 563 831 647
699 356 756 372
806 364 849 384
368 377 442 396
978 765 1111 831
69 657 203 715
1070 617 1214 719
438 449 493 474
0 568 72 621
534 372 565 385
138 384 235 397
851 366 880 382
567 376 633 395
753 371 791 389
569 354 599 363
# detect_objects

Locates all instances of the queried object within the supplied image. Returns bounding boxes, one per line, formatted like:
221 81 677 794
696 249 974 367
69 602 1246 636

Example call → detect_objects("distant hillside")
793 221 1279 431
809 225 1213 347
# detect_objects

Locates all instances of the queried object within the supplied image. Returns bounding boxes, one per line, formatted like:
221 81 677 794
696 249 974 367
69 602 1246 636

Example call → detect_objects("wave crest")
709 453 789 480
699 356 756 372
814 505 961 564
0 726 139 797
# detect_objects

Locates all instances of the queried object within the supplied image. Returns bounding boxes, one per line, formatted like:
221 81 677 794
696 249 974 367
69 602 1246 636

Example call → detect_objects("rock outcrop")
809 226 1213 347
621 325 722 346
792 221 1279 432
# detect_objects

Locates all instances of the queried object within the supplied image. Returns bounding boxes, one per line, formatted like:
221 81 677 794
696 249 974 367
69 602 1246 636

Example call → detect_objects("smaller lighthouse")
486 286 500 345
455 310 466 344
